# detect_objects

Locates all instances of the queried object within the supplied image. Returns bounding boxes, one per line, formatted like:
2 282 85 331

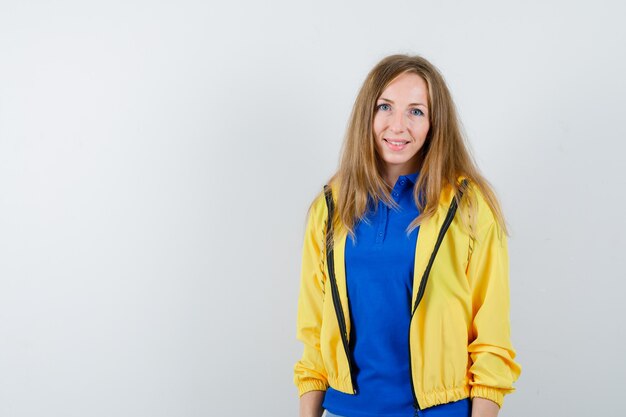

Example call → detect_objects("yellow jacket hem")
297 379 329 397
470 384 506 408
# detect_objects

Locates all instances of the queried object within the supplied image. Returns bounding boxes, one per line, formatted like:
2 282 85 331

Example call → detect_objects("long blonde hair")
325 54 507 241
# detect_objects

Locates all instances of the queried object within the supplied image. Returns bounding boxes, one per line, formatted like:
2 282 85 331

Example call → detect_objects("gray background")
1 0 625 416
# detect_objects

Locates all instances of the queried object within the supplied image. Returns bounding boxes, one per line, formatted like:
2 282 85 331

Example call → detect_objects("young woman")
294 54 521 417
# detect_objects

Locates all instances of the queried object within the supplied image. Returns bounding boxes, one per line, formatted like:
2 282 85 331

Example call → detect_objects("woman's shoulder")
442 175 499 230
305 187 330 227
309 176 342 213
455 175 507 242
309 188 327 212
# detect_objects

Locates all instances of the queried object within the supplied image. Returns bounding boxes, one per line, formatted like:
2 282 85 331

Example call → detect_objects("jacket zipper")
324 186 357 394
407 181 465 415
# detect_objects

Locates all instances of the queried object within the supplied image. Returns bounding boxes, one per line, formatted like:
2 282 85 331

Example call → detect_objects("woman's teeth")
384 139 409 151
386 140 408 145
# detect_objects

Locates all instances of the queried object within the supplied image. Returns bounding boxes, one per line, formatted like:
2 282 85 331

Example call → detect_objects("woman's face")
373 71 430 179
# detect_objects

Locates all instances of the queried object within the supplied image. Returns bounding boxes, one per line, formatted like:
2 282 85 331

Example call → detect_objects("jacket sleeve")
294 193 329 396
466 192 522 407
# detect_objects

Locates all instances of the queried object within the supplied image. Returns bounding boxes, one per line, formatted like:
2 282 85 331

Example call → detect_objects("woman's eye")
377 103 391 111
410 108 424 116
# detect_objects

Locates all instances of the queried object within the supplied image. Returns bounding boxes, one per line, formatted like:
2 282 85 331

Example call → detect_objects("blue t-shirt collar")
401 171 419 185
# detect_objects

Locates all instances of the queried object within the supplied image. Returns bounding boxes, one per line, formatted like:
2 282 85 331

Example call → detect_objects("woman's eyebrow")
378 97 428 108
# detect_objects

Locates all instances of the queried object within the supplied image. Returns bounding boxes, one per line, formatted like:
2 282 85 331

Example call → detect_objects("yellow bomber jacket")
294 180 521 409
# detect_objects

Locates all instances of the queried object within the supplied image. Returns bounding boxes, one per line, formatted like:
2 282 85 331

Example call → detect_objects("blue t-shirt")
322 172 420 417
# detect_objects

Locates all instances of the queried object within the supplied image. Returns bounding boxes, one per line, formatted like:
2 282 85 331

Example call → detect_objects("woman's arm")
294 193 330 396
471 397 499 417
299 390 325 417
465 189 521 407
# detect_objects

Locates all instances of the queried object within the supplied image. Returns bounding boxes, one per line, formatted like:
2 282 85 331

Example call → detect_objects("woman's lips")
384 138 409 151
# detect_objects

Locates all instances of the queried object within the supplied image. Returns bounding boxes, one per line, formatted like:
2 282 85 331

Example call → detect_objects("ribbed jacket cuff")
470 385 504 408
297 380 329 397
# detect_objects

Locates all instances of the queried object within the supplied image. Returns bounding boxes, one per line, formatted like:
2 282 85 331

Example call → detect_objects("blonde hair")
324 54 507 242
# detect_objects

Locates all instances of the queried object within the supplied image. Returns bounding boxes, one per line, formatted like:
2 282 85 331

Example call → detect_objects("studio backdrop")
0 1 624 416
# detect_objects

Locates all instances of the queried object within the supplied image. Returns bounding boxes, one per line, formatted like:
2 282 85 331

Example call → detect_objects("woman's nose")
389 111 406 133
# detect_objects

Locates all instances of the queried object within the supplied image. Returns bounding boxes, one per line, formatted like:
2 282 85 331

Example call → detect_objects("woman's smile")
383 138 411 151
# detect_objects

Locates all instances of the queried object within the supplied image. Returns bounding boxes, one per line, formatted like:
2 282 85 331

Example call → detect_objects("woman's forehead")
379 72 429 103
